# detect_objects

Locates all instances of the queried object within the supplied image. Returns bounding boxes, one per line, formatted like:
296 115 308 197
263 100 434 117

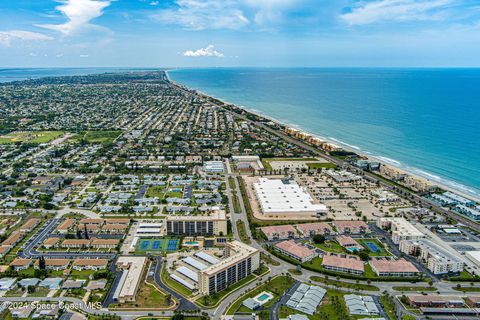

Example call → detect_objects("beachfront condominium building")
377 217 424 244
198 241 260 295
399 239 464 275
166 210 228 236
253 178 327 217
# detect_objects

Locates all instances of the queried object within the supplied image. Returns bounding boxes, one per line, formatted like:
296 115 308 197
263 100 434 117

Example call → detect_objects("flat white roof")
116 256 147 299
177 266 198 282
253 178 327 213
195 251 219 264
136 228 162 233
466 251 480 265
171 274 195 290
380 217 424 237
183 257 208 271
138 223 163 228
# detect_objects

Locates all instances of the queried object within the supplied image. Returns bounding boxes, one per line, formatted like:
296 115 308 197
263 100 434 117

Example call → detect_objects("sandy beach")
167 70 480 204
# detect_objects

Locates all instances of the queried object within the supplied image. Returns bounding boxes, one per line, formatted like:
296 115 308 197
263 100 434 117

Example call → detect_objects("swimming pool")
253 291 274 305
257 293 270 301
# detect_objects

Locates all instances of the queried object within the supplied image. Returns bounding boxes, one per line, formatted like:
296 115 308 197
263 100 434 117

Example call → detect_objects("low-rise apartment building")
400 239 464 275
377 217 424 244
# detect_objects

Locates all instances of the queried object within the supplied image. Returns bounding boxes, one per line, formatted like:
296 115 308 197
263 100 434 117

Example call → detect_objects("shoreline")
166 69 480 203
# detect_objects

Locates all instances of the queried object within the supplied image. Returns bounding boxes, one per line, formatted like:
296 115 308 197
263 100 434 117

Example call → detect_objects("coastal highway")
170 80 480 233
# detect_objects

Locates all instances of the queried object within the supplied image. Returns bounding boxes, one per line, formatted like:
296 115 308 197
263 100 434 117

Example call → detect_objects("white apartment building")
399 239 464 275
198 241 260 295
166 210 228 236
377 217 424 244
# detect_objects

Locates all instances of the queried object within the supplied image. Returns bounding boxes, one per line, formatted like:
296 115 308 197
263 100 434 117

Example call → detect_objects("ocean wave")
411 169 442 181
327 137 361 150
375 156 402 166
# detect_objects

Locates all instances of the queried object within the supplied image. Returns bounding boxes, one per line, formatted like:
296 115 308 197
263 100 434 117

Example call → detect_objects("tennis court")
136 238 179 252
364 241 381 253
152 240 162 250
140 240 150 250
167 239 179 251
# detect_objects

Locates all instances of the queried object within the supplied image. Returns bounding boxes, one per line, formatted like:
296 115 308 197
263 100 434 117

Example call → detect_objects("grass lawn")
228 177 236 190
82 130 121 144
307 162 337 169
65 288 87 299
236 220 251 244
0 131 64 144
70 269 96 279
110 282 170 309
314 241 346 254
226 275 296 315
261 252 280 266
28 287 51 297
380 294 396 320
161 266 192 298
356 238 392 256
261 157 319 171
453 285 480 292
146 186 165 198
447 270 480 281
393 286 437 292
165 191 183 198
231 192 241 213
198 274 256 308
363 264 377 278
318 289 355 320
5 287 26 297
310 276 379 291
289 269 302 275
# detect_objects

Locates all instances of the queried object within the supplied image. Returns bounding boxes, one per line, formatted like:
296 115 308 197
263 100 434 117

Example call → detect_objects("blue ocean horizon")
1 67 479 197
169 67 480 197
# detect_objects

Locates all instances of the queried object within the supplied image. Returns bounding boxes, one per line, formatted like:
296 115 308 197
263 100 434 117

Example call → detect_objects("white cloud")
244 0 299 25
79 54 89 57
183 45 224 57
37 0 112 35
0 30 54 47
150 1 159 5
56 53 64 57
341 0 455 25
154 0 250 30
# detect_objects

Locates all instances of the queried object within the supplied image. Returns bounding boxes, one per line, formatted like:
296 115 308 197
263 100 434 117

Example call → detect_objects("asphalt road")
152 256 199 311
19 218 116 260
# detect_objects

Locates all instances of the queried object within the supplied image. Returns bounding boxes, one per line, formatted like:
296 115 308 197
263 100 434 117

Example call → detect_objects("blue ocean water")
169 68 480 197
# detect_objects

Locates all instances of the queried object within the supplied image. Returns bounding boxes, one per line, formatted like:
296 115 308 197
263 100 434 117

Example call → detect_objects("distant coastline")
1 67 478 202
167 68 480 202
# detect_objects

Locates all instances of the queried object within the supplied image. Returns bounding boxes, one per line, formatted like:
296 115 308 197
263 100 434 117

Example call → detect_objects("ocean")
1 67 479 197
168 68 480 197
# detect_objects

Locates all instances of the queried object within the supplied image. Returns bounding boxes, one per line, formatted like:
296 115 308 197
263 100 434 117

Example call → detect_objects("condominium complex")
377 217 424 244
399 239 464 275
166 210 228 236
198 241 260 295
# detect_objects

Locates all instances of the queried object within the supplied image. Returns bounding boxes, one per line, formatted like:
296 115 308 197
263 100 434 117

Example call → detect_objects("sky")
1 0 480 67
